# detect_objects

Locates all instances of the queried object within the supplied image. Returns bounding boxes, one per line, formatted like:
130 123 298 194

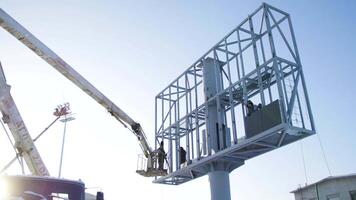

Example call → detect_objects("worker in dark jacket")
246 100 262 116
157 141 166 170
179 146 187 165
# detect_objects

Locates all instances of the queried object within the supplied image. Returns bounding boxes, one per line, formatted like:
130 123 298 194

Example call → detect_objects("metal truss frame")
154 3 315 185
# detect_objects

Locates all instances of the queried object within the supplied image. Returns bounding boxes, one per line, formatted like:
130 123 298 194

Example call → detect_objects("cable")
299 141 308 185
0 156 17 174
316 133 332 176
1 115 62 174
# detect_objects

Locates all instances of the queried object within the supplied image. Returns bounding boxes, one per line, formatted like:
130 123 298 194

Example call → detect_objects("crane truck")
0 7 166 200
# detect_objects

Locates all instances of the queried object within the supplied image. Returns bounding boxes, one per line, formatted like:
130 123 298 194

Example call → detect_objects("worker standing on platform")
157 141 166 170
246 100 262 116
179 147 186 165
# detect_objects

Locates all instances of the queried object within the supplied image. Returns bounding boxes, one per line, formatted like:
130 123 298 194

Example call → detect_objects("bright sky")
0 0 355 200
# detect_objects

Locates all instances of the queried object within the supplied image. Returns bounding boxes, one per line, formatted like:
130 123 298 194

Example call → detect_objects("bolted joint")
14 141 24 154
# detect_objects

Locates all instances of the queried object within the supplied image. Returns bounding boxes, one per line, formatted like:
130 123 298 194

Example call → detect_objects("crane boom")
0 9 153 163
0 62 50 176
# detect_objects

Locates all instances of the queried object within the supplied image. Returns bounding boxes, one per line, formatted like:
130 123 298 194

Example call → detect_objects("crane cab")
0 175 105 200
1 175 85 200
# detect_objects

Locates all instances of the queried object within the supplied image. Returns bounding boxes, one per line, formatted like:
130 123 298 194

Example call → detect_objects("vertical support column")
209 171 231 200
58 117 68 178
189 87 195 159
185 74 191 162
203 57 231 200
203 57 226 152
154 97 158 173
237 29 247 118
168 87 173 173
248 15 265 106
194 65 201 159
213 54 225 151
175 80 181 169
224 39 237 145
174 103 179 170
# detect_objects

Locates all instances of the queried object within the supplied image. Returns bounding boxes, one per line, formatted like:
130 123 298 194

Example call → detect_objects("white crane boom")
0 62 50 176
0 9 155 173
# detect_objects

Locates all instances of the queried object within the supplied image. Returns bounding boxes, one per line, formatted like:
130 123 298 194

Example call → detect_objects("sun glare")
0 179 8 200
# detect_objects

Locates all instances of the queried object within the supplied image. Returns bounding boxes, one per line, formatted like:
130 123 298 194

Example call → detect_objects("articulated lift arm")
0 9 155 173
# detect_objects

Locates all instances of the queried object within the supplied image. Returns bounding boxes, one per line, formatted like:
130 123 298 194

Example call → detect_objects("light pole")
54 103 75 178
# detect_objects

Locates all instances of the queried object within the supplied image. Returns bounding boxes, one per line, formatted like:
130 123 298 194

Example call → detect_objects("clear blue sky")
0 1 355 199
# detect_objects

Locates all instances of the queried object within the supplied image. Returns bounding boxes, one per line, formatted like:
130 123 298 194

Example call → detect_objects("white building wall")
293 176 356 200
294 185 317 200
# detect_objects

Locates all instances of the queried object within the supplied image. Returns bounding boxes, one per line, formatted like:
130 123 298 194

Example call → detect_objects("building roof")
291 173 356 193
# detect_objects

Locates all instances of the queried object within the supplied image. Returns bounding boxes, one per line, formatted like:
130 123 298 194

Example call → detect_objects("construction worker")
157 141 166 170
246 100 262 116
179 146 187 165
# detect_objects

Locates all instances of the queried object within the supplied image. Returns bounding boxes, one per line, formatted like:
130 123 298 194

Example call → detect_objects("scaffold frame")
154 3 315 185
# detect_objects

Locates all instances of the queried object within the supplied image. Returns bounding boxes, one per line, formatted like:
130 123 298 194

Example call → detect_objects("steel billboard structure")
154 3 315 199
